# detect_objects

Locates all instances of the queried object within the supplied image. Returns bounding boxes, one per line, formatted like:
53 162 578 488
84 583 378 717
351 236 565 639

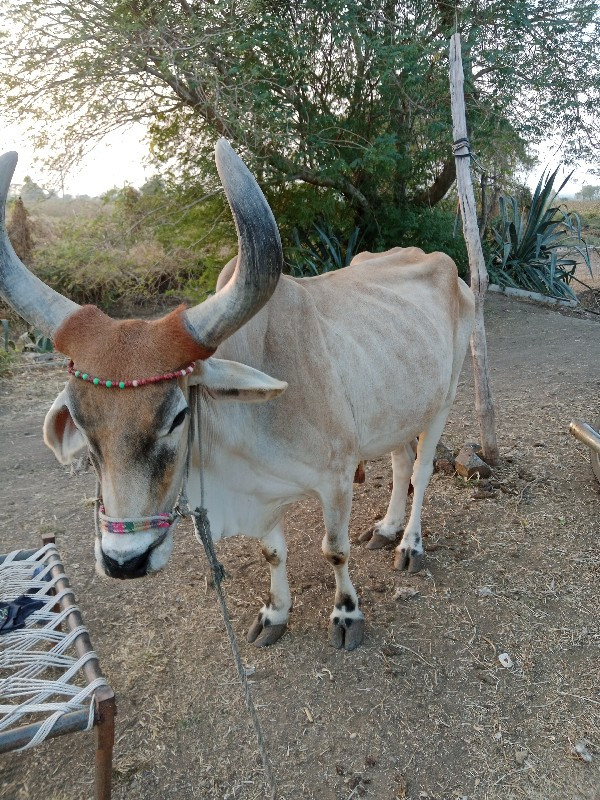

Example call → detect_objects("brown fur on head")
54 304 215 378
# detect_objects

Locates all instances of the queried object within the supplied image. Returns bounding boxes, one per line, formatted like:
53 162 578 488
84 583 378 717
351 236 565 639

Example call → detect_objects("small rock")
572 740 593 763
471 488 497 500
393 587 420 601
477 586 494 597
434 441 455 472
515 749 528 765
435 458 455 475
455 443 492 479
498 652 513 669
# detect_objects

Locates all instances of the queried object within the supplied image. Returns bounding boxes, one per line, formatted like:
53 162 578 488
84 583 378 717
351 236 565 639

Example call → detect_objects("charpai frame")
0 534 116 800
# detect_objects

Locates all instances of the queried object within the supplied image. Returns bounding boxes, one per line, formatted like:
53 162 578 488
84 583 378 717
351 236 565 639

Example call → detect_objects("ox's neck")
184 383 310 542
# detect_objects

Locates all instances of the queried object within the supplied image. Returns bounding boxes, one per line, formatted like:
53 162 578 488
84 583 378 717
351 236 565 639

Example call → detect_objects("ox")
0 141 474 650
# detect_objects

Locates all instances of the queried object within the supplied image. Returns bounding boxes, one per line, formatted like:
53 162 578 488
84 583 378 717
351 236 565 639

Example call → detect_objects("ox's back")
216 247 474 463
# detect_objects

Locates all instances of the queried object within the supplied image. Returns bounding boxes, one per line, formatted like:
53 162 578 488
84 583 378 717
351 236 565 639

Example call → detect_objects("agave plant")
487 166 591 300
286 223 361 277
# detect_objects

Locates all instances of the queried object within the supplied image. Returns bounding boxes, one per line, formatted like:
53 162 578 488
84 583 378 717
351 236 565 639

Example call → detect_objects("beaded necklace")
68 360 195 388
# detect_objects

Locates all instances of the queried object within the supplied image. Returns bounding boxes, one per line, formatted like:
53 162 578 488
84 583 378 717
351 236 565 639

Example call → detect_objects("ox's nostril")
101 549 149 580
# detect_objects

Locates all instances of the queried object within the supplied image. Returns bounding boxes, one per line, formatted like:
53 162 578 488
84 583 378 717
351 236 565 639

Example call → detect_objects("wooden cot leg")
94 687 116 800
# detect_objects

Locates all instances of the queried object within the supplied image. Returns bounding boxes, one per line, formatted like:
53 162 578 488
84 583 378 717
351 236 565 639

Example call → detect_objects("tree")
576 184 600 200
20 176 47 204
1 0 598 250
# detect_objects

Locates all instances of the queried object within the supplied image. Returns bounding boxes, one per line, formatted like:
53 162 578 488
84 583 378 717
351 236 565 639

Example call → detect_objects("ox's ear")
43 388 88 465
189 358 287 403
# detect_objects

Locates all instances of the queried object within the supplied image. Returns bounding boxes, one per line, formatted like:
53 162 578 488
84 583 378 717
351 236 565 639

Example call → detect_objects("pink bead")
132 380 139 387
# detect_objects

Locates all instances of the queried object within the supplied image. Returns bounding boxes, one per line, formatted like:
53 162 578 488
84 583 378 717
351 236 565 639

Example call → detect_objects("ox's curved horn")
183 139 283 350
0 152 79 339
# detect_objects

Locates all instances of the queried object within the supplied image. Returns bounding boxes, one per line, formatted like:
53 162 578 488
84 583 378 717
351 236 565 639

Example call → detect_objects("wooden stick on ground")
449 32 499 464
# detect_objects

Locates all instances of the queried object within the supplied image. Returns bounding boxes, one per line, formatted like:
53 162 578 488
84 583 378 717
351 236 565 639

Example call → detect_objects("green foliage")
487 167 591 300
0 349 17 376
374 203 470 278
286 224 362 277
3 0 599 256
21 328 53 353
30 185 236 307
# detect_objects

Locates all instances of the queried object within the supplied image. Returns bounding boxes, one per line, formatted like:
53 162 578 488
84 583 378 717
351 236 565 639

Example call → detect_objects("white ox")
0 141 474 650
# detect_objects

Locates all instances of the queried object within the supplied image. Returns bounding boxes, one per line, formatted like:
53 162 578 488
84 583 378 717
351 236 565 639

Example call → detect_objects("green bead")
82 373 88 381
105 380 112 388
93 377 100 385
74 370 80 378
119 381 126 389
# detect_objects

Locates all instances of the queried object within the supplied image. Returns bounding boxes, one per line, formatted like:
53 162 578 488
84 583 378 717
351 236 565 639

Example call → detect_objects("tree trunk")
449 33 499 465
411 159 456 207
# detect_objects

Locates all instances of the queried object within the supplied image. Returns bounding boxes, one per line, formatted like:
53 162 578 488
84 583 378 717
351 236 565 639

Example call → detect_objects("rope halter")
67 358 196 539
97 505 175 536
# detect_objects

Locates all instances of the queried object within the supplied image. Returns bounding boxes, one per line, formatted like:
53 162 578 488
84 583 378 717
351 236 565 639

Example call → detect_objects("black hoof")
328 617 365 651
393 547 425 573
247 615 287 647
357 526 374 543
366 532 397 550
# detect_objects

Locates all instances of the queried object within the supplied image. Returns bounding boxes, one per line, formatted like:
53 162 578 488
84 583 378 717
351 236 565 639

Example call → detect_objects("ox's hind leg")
358 442 416 549
321 489 364 651
394 411 450 572
247 523 291 647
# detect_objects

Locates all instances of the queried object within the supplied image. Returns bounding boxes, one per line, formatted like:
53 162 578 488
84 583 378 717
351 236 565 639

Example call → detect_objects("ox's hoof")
357 526 375 543
328 615 365 651
247 616 287 647
393 546 425 573
366 532 396 550
357 523 399 549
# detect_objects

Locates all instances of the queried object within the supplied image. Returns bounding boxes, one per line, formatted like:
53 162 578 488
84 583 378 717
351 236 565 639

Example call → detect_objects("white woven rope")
0 544 108 750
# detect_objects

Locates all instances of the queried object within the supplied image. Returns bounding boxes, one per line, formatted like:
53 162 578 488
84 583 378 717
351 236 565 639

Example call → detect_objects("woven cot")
0 538 115 800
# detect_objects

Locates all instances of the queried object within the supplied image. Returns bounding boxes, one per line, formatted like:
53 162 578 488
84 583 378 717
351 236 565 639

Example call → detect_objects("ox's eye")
168 408 188 434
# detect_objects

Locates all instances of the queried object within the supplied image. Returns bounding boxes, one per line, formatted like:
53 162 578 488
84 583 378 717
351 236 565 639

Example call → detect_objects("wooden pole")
449 32 499 464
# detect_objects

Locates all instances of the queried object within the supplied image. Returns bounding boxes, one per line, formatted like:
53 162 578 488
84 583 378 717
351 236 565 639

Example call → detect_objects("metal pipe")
569 419 600 455
0 548 37 565
41 535 109 688
0 710 90 753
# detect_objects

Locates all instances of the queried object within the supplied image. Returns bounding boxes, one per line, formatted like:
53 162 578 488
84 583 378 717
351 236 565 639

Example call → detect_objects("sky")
0 119 597 198
0 122 152 197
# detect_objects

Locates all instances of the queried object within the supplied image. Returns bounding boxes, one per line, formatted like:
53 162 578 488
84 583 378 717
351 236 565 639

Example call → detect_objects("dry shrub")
30 214 202 308
7 198 33 264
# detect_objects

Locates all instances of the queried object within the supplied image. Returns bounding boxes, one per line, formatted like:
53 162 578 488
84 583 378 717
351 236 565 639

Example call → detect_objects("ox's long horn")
0 152 79 339
183 139 283 350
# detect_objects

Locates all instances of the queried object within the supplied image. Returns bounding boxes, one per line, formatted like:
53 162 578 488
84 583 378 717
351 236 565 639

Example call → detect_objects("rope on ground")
191 507 277 800
0 543 108 750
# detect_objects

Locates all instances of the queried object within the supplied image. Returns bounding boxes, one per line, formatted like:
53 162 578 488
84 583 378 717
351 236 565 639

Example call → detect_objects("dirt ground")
1 290 599 800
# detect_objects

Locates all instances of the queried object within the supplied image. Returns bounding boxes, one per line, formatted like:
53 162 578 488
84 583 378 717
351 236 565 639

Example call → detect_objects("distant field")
565 198 600 246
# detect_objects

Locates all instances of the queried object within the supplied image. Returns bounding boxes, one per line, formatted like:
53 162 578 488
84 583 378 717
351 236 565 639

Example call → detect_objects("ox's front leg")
247 524 291 647
395 412 449 572
322 491 364 651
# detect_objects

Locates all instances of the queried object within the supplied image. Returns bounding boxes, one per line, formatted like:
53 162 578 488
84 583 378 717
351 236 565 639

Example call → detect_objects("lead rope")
182 385 277 800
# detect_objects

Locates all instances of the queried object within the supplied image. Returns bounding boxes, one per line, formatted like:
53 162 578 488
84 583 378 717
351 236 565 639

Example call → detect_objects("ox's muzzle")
101 549 151 580
95 505 177 580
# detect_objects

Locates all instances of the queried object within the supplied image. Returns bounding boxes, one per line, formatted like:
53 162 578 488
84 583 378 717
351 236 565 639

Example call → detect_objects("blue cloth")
0 596 45 634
